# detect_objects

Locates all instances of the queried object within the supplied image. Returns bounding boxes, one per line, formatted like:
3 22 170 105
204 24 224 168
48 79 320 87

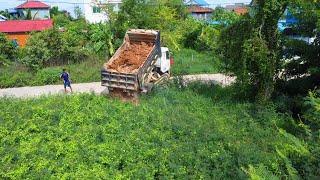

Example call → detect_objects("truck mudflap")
101 70 138 91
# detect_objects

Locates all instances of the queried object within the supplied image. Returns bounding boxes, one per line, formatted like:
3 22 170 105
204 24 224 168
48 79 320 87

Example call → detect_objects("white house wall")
83 0 122 24
83 1 108 24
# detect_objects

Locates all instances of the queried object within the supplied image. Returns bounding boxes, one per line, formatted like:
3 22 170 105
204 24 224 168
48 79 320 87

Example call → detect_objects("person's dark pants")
64 81 71 89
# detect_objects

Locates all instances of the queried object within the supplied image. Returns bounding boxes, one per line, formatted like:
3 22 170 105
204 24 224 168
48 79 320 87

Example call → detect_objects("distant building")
16 0 51 20
225 3 248 15
185 0 213 21
278 9 298 32
278 9 315 44
83 0 122 24
188 5 213 21
0 19 53 47
0 15 7 21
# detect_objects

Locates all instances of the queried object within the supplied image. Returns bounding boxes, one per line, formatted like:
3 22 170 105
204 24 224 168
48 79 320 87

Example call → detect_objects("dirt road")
0 74 235 98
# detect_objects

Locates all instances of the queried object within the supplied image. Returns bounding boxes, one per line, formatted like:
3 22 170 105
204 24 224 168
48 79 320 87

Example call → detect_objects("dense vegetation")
0 33 16 67
0 84 317 179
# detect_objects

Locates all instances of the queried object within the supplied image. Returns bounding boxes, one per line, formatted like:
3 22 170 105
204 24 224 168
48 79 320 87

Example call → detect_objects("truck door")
160 49 170 73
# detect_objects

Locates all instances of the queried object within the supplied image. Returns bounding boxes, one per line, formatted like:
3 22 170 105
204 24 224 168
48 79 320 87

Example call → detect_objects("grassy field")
0 84 308 179
0 57 104 88
171 49 221 75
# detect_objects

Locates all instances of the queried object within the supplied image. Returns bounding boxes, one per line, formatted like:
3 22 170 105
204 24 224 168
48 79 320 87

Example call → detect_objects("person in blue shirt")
60 69 73 93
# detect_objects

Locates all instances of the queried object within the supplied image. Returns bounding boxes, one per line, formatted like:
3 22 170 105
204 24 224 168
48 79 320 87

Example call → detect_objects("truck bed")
101 29 161 92
105 41 154 74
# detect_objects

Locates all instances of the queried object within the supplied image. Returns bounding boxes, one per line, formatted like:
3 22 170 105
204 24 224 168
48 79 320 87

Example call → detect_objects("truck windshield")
166 51 170 60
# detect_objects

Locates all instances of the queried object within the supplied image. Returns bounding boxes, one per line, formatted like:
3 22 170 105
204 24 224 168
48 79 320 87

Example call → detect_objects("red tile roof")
16 1 50 9
0 20 53 33
188 5 213 13
233 7 248 15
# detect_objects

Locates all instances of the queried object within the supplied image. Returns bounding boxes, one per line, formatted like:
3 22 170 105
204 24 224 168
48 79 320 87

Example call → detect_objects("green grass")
0 57 104 88
172 49 221 75
0 84 309 179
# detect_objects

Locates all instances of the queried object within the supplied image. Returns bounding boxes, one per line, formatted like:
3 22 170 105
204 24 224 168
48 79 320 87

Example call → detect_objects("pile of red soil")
106 41 154 73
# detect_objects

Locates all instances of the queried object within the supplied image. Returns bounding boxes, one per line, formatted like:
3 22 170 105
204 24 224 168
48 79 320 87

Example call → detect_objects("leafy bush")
20 36 51 71
63 19 89 47
211 7 240 27
87 23 114 57
52 14 71 28
0 33 16 66
304 91 320 130
33 67 61 85
0 54 10 67
21 28 89 71
179 18 220 51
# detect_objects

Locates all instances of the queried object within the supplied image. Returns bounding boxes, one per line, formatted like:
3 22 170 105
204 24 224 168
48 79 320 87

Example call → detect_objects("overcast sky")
0 0 252 14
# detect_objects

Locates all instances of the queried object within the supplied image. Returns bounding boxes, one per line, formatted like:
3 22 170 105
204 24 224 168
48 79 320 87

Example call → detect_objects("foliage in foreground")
0 85 317 179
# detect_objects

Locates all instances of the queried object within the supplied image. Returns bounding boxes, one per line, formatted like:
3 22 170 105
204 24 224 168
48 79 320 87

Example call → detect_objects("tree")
87 23 114 57
0 10 10 19
219 0 300 102
109 0 187 50
211 7 240 27
74 6 83 19
20 36 51 71
0 33 16 66
26 9 32 20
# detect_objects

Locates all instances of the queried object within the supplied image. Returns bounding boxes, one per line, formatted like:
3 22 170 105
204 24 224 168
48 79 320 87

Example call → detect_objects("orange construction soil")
106 41 154 73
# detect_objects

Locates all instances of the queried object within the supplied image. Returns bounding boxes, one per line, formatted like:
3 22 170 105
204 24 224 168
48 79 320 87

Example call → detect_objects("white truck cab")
155 47 171 73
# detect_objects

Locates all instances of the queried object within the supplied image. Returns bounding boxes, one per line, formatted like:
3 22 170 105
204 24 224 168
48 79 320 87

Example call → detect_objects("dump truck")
101 29 172 95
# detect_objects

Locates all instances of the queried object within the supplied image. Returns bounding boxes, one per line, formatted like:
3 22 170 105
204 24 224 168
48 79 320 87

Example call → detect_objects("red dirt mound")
106 41 154 73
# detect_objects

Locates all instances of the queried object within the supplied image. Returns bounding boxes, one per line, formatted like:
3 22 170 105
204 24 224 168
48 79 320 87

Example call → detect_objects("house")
185 0 213 21
278 9 298 32
0 19 53 47
278 9 315 44
0 15 7 21
188 5 213 21
83 0 122 24
233 7 248 15
225 4 248 15
16 0 51 20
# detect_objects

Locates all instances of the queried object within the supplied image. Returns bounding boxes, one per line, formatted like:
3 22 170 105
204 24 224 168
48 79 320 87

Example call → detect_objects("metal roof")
0 19 53 33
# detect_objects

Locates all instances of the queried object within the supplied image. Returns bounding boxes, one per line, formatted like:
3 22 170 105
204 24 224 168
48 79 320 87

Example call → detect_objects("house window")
93 6 101 13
